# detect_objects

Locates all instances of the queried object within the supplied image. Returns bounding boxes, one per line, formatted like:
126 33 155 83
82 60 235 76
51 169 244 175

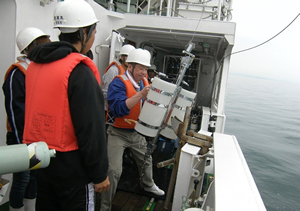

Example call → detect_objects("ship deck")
0 142 176 211
96 190 171 211
95 144 176 211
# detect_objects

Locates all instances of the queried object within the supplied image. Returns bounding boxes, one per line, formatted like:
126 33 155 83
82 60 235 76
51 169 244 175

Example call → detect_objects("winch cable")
139 2 206 184
139 43 195 183
196 12 300 105
189 7 205 44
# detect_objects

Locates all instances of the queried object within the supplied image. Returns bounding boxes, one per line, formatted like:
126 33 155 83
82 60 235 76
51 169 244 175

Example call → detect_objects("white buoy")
0 142 56 175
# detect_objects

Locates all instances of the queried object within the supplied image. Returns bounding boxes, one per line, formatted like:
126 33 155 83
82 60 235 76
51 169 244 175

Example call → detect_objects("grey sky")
229 0 300 82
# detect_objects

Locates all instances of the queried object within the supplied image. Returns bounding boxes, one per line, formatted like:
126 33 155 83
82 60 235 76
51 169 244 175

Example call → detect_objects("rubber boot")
9 206 25 211
23 198 36 211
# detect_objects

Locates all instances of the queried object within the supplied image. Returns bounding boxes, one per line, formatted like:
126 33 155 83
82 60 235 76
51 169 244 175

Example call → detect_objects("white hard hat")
149 64 157 70
16 27 49 54
127 48 151 67
53 0 99 33
119 44 135 56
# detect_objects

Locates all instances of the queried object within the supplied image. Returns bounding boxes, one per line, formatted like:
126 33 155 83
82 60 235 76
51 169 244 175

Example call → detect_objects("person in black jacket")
22 0 109 210
2 27 51 211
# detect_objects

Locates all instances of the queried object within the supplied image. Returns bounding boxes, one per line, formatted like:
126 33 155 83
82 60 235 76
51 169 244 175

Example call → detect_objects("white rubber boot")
23 198 36 211
9 206 25 211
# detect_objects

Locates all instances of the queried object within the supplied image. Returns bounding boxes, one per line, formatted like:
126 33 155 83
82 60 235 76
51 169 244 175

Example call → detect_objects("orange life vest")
111 74 149 129
104 61 125 75
4 61 28 132
23 53 100 152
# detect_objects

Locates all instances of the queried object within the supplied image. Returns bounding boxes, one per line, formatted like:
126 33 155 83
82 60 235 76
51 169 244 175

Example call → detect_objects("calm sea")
224 74 300 211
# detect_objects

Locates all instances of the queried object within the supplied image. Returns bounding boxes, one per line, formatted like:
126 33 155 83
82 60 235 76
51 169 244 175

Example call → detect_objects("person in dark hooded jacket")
2 27 51 211
22 0 109 210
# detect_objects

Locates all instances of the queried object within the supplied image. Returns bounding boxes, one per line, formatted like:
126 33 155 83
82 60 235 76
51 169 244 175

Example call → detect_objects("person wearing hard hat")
22 0 109 210
102 44 135 113
147 64 157 83
2 27 51 211
101 48 165 211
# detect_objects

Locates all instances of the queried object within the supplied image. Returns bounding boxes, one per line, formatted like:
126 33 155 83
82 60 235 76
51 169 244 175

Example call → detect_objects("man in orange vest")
102 44 135 113
3 27 50 211
22 1 109 210
101 48 164 211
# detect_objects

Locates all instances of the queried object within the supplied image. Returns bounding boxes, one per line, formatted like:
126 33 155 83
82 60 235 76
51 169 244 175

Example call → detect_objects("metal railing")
105 0 233 20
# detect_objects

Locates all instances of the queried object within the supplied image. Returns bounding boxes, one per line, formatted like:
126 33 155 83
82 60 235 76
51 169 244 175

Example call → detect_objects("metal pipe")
172 0 176 17
127 0 131 13
159 0 163 16
167 0 172 17
157 158 175 168
217 0 222 20
109 0 113 11
147 0 151 15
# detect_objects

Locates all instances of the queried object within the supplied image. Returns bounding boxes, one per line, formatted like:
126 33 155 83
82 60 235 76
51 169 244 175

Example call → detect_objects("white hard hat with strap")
127 48 151 67
16 27 49 54
120 44 135 56
53 0 99 53
53 0 99 33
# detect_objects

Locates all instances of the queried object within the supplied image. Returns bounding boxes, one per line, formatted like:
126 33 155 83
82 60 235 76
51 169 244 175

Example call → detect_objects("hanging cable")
228 12 300 59
196 12 300 105
189 9 205 43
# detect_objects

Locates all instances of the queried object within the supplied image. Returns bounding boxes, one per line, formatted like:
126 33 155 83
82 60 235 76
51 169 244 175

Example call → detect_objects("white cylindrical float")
160 88 196 139
135 77 196 140
0 142 56 175
135 77 176 137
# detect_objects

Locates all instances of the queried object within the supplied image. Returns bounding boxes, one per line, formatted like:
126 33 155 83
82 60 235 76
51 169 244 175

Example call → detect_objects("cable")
190 9 205 43
196 12 300 105
228 12 300 59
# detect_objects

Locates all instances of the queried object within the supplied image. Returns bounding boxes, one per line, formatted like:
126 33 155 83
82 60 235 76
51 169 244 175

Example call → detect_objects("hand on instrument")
140 85 151 98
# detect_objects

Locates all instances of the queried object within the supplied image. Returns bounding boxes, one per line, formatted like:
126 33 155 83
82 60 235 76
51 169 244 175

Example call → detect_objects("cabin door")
108 30 125 64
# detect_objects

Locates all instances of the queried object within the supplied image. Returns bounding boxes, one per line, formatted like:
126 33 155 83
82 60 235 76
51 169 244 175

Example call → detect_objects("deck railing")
99 0 233 21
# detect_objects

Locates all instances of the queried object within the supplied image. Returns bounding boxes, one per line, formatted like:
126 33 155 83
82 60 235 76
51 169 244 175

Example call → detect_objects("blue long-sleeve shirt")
107 73 145 122
107 77 130 118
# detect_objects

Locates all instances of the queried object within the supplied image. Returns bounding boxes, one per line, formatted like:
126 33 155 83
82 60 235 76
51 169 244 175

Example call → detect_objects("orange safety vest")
4 61 28 132
23 53 100 152
111 74 149 129
104 61 126 75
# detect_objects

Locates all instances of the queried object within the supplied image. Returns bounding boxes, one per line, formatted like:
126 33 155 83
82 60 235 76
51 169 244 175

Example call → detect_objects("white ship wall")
0 0 236 148
0 0 58 147
0 0 115 148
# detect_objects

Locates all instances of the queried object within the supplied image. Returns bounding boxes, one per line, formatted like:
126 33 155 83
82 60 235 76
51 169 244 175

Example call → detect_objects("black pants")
36 174 94 211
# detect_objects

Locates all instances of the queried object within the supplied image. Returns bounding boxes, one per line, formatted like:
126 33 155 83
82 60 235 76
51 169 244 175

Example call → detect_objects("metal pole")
144 42 195 158
217 0 222 20
109 0 113 11
147 0 151 14
159 0 163 16
127 0 131 13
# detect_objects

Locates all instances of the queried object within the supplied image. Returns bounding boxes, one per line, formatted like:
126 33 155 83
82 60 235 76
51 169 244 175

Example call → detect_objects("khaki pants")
100 126 154 211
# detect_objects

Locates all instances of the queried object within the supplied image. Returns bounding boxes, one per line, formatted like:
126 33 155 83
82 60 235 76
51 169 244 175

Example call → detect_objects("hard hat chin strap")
120 55 126 64
79 24 96 53
120 55 128 68
131 63 138 82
